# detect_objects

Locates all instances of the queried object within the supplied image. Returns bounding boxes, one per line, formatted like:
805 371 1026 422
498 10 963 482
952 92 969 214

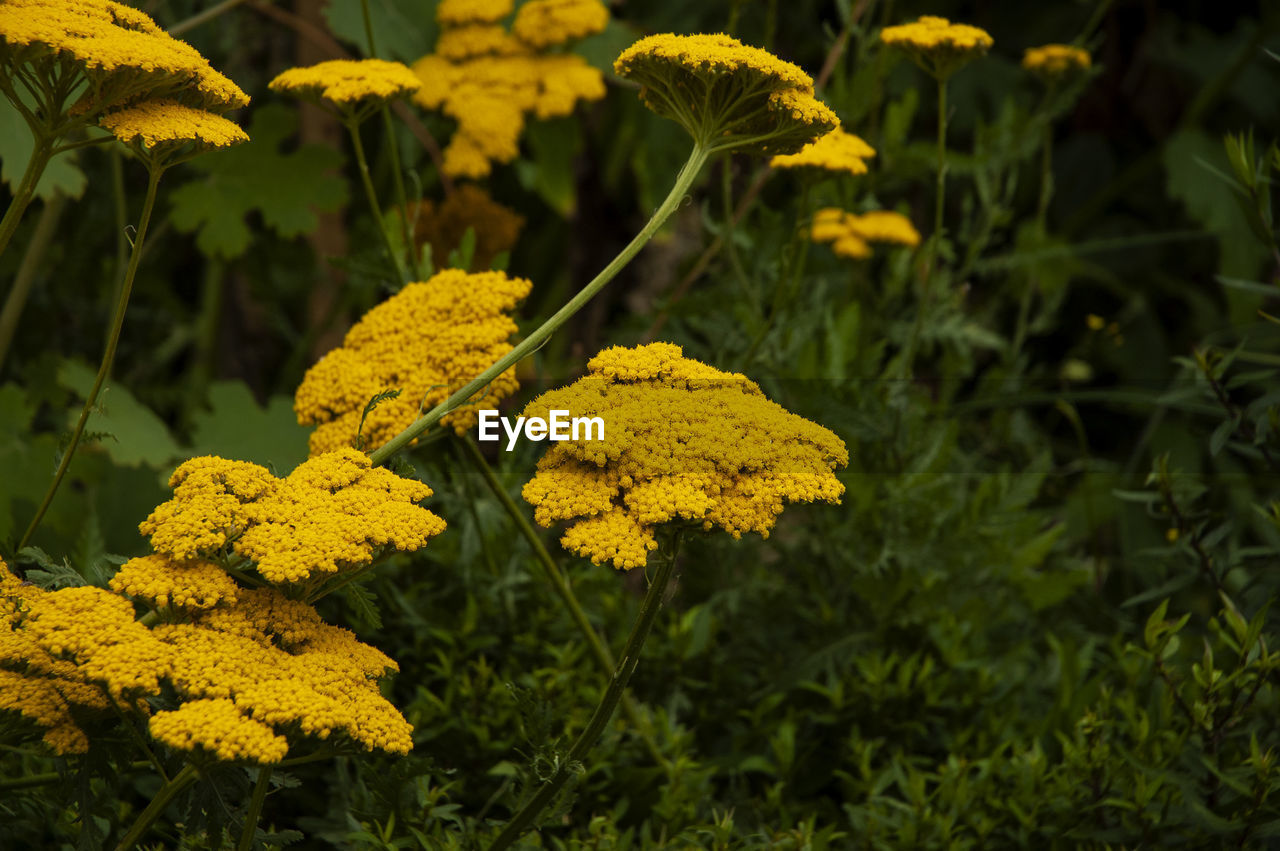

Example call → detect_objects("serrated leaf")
189 380 310 473
341 580 383 631
0 97 87 201
169 105 347 259
57 360 182 468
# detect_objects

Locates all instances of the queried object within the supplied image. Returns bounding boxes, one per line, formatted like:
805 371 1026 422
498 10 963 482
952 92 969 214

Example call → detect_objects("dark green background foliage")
2 0 1280 848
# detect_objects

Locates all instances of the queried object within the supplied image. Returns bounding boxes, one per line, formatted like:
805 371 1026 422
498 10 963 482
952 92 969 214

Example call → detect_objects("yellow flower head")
437 0 513 26
110 554 240 610
521 343 848 569
770 127 876 175
149 698 289 764
614 33 837 154
269 58 422 118
512 0 609 50
100 99 248 158
1022 44 1091 79
0 0 248 113
880 15 993 78
412 48 604 178
811 208 920 259
139 456 277 561
295 268 532 453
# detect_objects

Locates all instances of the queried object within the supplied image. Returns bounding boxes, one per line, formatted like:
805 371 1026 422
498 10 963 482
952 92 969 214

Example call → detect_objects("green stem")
381 105 420 279
455 435 669 773
488 534 682 851
358 0 379 56
0 136 54 264
930 74 948 275
237 766 272 851
167 0 252 36
115 762 199 851
371 143 711 465
721 156 759 317
345 118 408 285
1036 121 1053 232
0 191 64 373
18 165 164 550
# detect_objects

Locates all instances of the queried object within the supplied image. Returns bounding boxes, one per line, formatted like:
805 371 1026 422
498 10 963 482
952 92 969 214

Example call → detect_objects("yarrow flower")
770 127 876 176
0 0 249 115
811 208 920 259
396 184 526 271
1022 44 1092 80
141 449 445 585
880 15 993 78
295 268 532 454
100 99 248 161
614 33 837 155
410 0 607 178
269 58 422 120
521 343 848 569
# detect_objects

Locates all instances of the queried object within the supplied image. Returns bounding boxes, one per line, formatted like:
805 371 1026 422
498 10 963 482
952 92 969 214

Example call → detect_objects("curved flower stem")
237 766 273 851
115 761 199 851
371 143 712 465
455 435 670 774
0 190 65 373
0 136 54 264
18 165 165 550
345 117 409 285
488 533 682 851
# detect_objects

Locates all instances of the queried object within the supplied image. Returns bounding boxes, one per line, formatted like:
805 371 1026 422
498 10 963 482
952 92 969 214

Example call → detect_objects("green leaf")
0 97 87 201
188 380 310 474
322 0 435 63
57 360 182 468
517 118 581 217
168 105 347 259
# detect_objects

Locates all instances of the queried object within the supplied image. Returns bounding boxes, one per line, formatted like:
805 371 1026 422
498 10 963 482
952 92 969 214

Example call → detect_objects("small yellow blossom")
770 128 876 175
235 448 444 583
110 554 239 610
0 0 248 113
150 698 289 764
100 99 248 154
1023 44 1091 79
512 0 609 50
880 15 993 78
435 24 525 61
139 457 277 561
269 59 422 117
0 669 89 754
1086 314 1106 331
295 269 532 454
811 208 920 259
614 33 836 155
522 343 848 569
437 0 513 26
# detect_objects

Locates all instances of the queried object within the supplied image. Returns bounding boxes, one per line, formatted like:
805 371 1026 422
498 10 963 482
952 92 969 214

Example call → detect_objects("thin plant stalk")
18 165 165 550
345 118 409 284
381 105 420 279
0 138 54 262
0 191 65 372
455 435 670 774
488 533 683 851
370 143 711 465
237 766 273 851
115 762 200 851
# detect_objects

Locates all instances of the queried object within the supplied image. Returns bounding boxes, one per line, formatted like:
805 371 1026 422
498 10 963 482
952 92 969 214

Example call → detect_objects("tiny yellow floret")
811 208 920 259
512 0 609 50
880 15 993 78
100 99 248 152
1023 44 1092 79
770 128 876 175
269 59 422 111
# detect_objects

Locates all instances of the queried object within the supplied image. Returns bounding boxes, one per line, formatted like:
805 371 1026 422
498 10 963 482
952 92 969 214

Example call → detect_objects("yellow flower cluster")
295 269 532 454
811 208 921 259
411 0 607 177
110 554 239 610
0 0 248 112
880 15 993 77
400 183 526 271
99 99 249 152
512 0 610 50
1023 44 1092 78
142 449 444 584
614 33 836 155
521 343 848 569
437 0 512 26
770 128 876 175
149 698 288 764
269 59 422 116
